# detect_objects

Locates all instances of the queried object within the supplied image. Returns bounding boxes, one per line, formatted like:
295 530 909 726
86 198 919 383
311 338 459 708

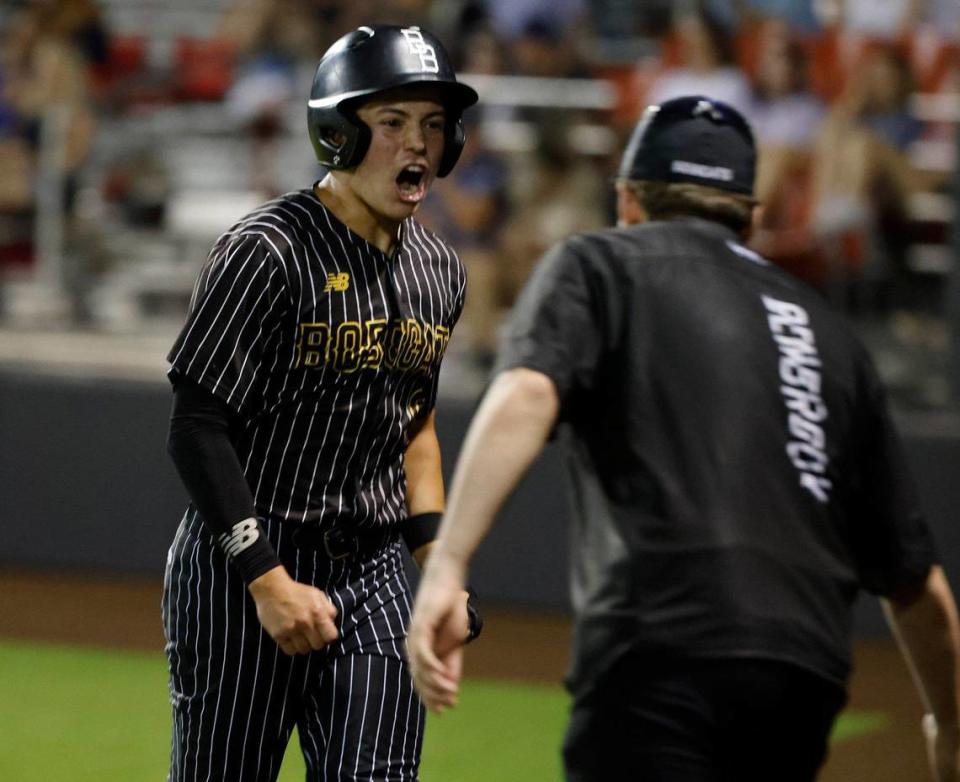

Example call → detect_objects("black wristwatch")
465 586 484 643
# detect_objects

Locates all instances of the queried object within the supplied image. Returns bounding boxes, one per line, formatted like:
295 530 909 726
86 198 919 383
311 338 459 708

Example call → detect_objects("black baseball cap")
618 95 756 196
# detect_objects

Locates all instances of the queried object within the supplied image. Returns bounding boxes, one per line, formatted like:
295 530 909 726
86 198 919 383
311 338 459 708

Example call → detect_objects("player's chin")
395 181 431 209
386 189 429 219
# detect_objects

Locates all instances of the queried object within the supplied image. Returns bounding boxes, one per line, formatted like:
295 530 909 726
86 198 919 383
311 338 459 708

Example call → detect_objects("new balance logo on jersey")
401 27 440 73
762 295 833 504
217 518 261 559
324 272 350 292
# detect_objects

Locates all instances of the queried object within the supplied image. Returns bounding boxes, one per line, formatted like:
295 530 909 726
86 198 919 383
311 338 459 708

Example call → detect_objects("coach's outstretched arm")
883 566 960 782
407 368 559 712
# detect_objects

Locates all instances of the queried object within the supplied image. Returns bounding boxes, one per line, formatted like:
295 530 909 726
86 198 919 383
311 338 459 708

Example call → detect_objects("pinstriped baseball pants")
162 510 425 781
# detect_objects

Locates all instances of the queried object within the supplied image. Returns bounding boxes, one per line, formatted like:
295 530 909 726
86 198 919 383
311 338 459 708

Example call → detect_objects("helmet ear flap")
333 100 371 169
307 105 371 170
438 115 466 178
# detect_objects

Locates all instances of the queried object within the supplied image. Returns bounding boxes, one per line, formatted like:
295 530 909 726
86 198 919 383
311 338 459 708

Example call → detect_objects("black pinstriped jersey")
167 187 466 529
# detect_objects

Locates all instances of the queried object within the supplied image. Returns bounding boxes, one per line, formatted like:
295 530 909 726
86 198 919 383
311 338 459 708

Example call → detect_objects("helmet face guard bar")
307 26 479 177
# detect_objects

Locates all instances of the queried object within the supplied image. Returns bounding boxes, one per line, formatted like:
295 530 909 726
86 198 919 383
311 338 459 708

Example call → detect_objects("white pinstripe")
171 242 263 372
351 656 374 779
201 537 234 782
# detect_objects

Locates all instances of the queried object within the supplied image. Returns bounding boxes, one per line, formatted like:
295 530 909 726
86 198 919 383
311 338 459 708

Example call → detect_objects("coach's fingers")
408 643 459 711
411 660 459 710
418 673 460 713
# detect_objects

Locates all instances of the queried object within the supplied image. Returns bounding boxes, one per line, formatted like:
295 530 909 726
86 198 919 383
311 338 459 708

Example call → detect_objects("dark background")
3 367 958 636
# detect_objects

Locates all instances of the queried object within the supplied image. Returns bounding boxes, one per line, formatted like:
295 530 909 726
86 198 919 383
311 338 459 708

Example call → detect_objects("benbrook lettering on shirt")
762 294 833 504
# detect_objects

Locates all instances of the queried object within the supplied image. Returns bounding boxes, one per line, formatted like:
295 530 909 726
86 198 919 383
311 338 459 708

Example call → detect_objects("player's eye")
381 117 403 128
425 119 445 132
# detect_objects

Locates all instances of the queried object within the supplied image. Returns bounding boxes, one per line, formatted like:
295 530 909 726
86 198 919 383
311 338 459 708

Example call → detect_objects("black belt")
290 523 395 560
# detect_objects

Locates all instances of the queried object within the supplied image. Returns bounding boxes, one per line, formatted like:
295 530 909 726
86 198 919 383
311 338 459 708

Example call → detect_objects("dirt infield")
0 569 932 781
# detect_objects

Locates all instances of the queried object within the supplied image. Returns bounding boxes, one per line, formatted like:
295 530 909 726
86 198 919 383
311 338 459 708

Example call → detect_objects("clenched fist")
248 566 339 655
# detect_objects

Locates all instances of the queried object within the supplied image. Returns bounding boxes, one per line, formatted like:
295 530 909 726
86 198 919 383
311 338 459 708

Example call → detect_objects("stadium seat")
173 37 236 102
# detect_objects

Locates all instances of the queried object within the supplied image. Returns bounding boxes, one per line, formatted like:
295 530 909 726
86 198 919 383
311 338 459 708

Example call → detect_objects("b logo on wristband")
218 518 260 559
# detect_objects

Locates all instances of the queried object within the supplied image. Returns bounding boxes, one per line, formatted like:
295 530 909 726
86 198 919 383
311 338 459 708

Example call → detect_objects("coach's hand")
924 714 960 782
408 552 467 713
248 566 339 655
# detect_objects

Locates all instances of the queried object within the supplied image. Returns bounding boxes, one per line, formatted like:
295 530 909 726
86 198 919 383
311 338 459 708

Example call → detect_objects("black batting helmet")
619 95 757 196
307 25 478 178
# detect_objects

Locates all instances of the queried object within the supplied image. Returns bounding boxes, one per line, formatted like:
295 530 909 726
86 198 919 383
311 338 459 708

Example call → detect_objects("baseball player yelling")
163 24 481 782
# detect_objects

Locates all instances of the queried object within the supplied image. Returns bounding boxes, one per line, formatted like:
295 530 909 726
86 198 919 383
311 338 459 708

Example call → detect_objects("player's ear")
615 181 647 227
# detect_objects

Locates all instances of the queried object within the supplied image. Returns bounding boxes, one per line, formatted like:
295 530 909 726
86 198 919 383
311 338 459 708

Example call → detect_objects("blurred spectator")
483 0 586 40
790 45 938 302
921 0 960 40
810 44 927 234
499 114 606 307
457 25 519 126
744 24 825 202
0 3 97 213
220 0 330 196
856 45 924 149
589 0 672 46
0 17 33 214
736 0 822 35
645 11 753 114
29 0 109 71
459 25 507 74
220 0 354 58
223 51 297 196
816 0 922 38
100 148 171 229
507 14 591 78
420 116 508 367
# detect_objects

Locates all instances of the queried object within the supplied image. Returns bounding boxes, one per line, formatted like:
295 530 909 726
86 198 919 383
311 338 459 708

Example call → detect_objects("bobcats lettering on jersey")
168 188 466 526
294 318 451 374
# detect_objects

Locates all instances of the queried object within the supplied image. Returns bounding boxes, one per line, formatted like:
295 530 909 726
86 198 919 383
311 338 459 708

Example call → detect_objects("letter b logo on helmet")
307 25 478 177
400 27 440 73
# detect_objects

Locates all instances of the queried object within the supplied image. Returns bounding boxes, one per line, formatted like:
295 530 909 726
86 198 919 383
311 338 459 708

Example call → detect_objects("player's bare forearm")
403 411 446 569
404 410 446 516
883 565 960 780
429 368 559 575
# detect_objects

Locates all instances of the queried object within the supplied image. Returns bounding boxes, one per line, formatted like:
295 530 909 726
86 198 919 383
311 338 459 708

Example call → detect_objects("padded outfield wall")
2 368 959 634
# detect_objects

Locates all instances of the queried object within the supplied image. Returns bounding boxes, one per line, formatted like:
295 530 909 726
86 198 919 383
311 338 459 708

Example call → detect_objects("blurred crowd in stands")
0 0 958 401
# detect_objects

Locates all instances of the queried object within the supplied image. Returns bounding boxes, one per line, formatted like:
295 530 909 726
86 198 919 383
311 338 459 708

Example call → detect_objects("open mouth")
396 165 428 204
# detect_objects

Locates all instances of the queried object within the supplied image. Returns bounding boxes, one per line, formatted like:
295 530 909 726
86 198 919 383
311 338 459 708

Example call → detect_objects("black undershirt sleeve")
167 379 281 583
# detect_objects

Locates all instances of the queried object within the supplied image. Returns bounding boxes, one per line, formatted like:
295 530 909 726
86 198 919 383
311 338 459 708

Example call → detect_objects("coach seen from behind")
408 96 960 781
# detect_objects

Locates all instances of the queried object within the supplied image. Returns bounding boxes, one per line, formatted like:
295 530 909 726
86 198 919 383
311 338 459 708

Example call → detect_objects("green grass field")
0 641 887 781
